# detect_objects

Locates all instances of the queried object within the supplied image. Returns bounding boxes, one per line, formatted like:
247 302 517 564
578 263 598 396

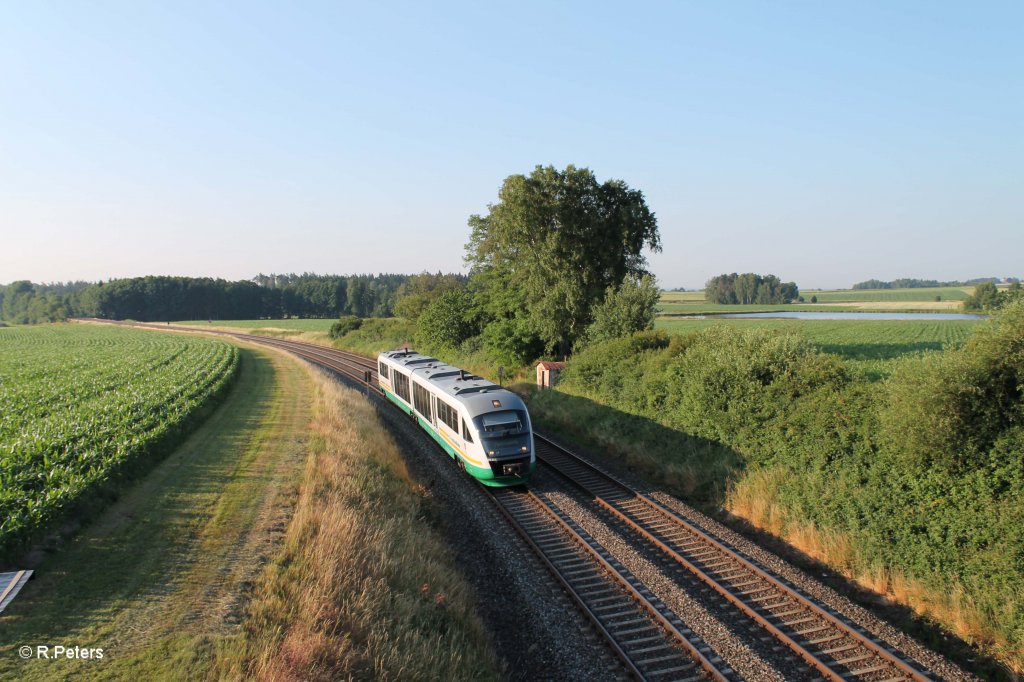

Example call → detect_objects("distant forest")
0 273 458 324
853 277 1019 290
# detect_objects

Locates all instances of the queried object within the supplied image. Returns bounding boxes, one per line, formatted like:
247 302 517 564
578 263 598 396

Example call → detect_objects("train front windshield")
476 410 530 458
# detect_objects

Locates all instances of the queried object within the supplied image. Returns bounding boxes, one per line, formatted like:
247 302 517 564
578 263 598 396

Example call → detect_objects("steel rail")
534 433 931 682
490 488 730 682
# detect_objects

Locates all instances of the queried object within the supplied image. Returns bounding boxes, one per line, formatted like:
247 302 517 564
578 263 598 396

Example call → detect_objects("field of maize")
0 324 239 555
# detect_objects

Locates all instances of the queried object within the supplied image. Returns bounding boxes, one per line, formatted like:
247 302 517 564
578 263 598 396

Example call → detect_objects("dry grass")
726 469 1023 674
216 369 500 681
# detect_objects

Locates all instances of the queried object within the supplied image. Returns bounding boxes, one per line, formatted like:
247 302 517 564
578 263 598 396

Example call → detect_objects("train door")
429 394 437 428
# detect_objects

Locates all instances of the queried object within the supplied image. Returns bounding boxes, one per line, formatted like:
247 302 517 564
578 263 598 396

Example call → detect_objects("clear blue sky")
2 1 1021 289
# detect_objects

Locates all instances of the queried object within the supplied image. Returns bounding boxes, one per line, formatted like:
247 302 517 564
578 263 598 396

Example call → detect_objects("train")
376 349 536 487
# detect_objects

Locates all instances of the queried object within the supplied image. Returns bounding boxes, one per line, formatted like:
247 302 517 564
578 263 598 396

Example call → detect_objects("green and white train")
377 349 535 487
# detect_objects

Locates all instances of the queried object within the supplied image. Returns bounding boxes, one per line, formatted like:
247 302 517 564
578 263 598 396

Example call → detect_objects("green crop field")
175 319 337 331
804 286 972 302
0 324 238 554
654 318 981 378
657 286 976 315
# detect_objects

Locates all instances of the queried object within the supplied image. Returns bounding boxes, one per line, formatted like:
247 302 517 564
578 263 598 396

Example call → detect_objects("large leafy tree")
465 165 660 355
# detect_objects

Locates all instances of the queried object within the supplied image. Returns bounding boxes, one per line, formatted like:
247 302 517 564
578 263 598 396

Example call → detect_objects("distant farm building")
536 361 565 389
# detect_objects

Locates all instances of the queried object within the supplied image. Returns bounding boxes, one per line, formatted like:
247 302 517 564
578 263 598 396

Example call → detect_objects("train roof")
379 349 526 414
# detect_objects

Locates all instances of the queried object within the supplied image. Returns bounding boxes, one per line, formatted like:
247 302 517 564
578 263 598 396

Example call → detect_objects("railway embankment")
527 302 1024 677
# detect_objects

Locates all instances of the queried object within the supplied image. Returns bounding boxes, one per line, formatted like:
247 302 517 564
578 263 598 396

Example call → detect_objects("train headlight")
520 446 528 452
488 450 496 456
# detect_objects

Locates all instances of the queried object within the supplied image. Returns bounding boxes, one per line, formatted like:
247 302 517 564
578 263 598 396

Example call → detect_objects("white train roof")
379 349 527 415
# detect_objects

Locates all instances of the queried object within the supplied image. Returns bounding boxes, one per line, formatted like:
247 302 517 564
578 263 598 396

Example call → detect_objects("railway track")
490 487 732 681
83 320 947 681
534 435 931 682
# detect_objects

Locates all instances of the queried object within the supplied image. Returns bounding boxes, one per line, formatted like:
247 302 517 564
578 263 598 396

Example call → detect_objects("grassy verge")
1 342 500 680
213 368 500 680
0 345 309 680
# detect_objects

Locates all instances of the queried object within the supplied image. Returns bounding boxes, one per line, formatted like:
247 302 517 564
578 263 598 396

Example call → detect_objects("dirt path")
0 344 312 681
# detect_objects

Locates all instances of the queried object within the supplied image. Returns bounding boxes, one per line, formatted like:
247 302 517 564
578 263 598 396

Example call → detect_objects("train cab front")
475 408 536 487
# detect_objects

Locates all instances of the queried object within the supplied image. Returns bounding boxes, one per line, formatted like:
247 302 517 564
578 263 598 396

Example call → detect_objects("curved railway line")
83 320 947 681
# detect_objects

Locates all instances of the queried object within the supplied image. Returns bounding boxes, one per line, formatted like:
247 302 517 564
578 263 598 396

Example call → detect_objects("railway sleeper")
820 643 861 657
616 624 659 637
736 585 776 597
635 653 686 667
806 633 846 646
842 664 889 678
831 653 874 667
630 643 676 656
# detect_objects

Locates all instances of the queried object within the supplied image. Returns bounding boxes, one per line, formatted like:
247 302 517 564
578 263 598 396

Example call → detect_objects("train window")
437 400 458 431
479 410 525 434
413 382 432 419
392 371 410 402
378 362 389 379
462 418 473 443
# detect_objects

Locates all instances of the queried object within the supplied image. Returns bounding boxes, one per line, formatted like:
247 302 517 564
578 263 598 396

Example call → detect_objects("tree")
465 165 660 356
963 282 1002 312
704 273 798 305
394 272 466 321
417 289 480 350
578 274 660 347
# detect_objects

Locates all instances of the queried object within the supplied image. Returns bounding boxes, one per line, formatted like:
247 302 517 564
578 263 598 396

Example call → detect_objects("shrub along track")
83 321 975 681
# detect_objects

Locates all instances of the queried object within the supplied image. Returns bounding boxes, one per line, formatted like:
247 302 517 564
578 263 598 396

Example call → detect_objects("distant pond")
712 312 986 321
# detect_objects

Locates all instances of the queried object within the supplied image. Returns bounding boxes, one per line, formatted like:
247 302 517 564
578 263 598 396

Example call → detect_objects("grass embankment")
1 342 499 680
219 369 500 680
530 311 1024 676
0 346 305 680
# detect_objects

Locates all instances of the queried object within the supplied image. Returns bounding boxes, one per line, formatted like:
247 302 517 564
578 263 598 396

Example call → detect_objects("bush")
329 315 363 339
882 299 1024 471
578 274 660 348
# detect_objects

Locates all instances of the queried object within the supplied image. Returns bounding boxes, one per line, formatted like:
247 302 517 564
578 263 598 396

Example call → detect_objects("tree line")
0 273 415 324
853 276 1019 289
704 273 798 305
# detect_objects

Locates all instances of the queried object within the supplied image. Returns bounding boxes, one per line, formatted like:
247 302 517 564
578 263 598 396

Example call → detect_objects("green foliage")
480 318 544 368
704 273 798 304
328 315 363 339
465 164 660 355
963 281 1003 311
393 272 467 321
963 281 1023 312
330 317 417 357
416 289 480 351
578 274 660 348
550 305 1024 663
0 325 239 556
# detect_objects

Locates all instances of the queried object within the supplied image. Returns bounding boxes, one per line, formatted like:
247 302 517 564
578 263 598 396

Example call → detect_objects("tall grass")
217 369 500 681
